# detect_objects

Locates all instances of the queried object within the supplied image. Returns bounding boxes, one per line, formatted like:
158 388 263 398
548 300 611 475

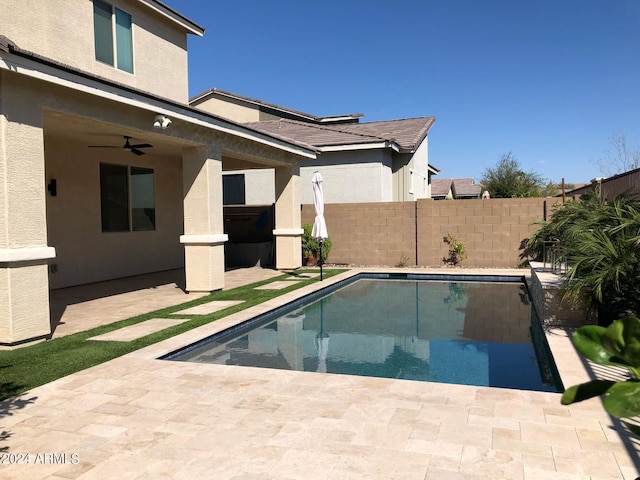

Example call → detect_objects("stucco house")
190 89 439 204
0 0 315 347
431 178 484 200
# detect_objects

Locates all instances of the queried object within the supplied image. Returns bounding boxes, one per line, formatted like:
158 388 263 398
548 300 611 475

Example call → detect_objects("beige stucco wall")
300 150 393 204
391 138 430 201
0 70 53 344
193 96 262 123
223 169 275 205
0 0 190 102
44 135 184 289
411 137 430 199
225 150 395 205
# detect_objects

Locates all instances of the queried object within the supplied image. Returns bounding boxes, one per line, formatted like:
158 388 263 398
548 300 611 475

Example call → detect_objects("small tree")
481 153 547 198
596 133 640 177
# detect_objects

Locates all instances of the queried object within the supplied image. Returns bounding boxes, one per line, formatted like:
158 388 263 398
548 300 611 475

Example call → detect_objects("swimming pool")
163 274 562 393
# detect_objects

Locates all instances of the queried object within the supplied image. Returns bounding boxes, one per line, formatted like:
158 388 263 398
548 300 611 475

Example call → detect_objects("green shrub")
524 189 640 319
301 224 332 263
443 233 467 265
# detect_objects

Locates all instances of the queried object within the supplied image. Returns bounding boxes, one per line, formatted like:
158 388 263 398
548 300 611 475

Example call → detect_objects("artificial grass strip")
0 269 346 401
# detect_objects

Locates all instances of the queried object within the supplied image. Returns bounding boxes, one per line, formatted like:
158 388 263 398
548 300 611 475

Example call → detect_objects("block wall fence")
301 198 550 268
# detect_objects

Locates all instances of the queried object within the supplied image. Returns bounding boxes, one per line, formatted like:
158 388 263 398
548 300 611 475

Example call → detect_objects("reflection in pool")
165 278 562 392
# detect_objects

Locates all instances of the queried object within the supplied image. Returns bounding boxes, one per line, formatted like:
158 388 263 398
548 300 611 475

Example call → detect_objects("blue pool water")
164 276 562 392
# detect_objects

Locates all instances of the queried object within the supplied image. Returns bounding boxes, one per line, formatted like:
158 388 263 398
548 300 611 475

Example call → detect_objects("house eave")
190 88 363 124
0 50 317 160
137 0 205 36
318 141 400 152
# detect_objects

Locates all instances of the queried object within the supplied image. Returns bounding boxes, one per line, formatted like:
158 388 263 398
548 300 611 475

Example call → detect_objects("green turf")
0 269 346 401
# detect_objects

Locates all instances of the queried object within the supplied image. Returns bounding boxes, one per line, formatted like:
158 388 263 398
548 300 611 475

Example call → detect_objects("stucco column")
273 164 303 270
180 146 228 292
0 94 55 346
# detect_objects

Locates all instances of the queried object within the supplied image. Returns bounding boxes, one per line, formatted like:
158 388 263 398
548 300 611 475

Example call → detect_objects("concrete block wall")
418 198 548 267
302 198 548 268
302 202 416 266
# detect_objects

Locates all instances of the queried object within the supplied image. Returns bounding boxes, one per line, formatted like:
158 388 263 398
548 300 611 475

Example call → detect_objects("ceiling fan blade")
89 136 152 153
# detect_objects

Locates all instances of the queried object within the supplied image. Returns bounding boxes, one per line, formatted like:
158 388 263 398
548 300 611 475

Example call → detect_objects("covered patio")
47 267 283 339
1 51 316 347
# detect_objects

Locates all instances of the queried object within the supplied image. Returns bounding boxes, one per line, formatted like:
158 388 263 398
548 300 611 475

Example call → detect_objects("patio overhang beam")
0 50 318 160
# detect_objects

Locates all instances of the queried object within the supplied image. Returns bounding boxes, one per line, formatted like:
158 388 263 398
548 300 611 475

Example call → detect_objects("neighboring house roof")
431 178 453 198
0 36 318 158
563 168 640 198
452 178 482 198
432 178 482 199
191 88 364 124
245 117 436 154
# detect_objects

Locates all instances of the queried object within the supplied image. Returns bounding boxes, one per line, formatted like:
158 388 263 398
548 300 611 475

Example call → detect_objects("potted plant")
301 224 332 266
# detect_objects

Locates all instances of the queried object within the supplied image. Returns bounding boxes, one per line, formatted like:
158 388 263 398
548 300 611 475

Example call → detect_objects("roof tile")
246 117 435 151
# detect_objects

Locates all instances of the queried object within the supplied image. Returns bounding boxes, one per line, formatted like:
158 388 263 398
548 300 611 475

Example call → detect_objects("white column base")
273 229 303 270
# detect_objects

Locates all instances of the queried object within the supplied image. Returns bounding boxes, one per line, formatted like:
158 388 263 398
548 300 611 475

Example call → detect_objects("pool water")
166 278 562 392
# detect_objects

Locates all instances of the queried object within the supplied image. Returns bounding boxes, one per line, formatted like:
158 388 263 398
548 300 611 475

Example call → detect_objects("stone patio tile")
522 452 556 472
88 318 189 342
173 300 245 315
552 446 624 478
437 422 493 449
426 466 493 480
351 422 413 449
524 468 590 480
459 447 524 480
333 449 430 480
520 421 581 449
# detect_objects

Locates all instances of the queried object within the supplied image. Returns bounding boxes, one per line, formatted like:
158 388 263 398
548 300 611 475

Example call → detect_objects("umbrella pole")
319 240 324 281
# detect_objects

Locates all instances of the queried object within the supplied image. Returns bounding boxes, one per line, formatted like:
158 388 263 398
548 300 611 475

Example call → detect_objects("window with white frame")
100 163 155 232
93 0 134 73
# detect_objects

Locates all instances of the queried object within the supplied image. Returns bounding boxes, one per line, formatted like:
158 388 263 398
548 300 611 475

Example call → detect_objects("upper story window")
93 0 134 73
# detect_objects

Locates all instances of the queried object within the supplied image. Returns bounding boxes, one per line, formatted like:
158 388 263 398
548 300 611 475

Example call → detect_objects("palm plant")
523 191 607 261
563 194 640 318
525 189 640 321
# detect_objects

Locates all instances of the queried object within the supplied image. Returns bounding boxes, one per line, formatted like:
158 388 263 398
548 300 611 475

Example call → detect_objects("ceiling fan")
89 135 153 156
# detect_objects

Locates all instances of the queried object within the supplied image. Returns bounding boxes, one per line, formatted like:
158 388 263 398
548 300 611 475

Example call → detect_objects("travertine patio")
1 267 638 479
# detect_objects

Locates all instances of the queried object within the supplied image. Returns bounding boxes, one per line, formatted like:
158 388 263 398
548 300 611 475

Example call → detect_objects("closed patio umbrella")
311 171 328 280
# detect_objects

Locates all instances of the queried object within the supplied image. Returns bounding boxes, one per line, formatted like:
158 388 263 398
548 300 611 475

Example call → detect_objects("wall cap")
180 234 228 245
0 246 56 263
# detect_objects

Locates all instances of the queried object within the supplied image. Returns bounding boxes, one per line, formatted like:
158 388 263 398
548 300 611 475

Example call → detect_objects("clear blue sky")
165 0 640 184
